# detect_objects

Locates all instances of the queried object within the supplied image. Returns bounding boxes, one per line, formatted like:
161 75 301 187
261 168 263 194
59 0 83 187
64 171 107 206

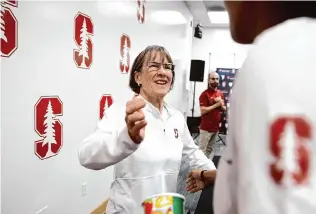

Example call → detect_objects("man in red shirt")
199 72 226 158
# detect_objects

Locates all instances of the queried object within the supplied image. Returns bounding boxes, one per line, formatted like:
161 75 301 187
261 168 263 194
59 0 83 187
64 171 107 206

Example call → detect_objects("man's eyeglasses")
210 77 219 80
147 61 175 72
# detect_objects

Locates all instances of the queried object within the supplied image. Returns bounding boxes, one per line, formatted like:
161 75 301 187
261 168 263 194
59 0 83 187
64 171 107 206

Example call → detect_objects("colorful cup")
142 193 185 214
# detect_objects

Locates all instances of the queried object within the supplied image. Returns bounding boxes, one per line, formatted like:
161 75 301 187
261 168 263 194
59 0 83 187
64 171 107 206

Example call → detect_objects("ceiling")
184 0 228 28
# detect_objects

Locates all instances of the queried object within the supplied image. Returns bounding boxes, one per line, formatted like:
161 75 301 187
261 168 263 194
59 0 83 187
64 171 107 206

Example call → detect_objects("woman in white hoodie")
78 45 216 214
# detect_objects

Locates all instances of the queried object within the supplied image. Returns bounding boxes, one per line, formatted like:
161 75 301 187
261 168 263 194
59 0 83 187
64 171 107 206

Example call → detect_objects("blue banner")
216 68 238 134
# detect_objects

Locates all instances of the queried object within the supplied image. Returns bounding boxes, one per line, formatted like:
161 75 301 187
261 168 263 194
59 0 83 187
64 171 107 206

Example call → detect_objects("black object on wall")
194 23 203 39
189 60 205 82
189 60 205 117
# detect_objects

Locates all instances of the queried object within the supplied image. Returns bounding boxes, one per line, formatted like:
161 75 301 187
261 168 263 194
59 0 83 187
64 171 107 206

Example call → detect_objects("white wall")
187 28 251 117
1 1 193 213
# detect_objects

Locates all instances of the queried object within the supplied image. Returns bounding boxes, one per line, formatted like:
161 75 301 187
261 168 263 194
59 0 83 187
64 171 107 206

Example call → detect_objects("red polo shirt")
199 88 224 132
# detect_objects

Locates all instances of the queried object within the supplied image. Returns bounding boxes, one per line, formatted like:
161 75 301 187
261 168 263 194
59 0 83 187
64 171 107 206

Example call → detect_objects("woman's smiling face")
135 50 175 98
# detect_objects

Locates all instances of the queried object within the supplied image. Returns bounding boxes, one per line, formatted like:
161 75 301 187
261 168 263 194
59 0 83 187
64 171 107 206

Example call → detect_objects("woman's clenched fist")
125 96 147 144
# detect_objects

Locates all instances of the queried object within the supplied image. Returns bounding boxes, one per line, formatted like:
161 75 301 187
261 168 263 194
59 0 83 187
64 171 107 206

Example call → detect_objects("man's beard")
209 82 218 89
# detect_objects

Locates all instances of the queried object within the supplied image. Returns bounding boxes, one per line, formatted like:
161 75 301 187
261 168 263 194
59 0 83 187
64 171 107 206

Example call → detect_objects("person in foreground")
78 45 216 214
188 2 316 214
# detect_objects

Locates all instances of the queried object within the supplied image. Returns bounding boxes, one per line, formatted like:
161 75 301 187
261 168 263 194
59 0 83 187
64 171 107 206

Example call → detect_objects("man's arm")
201 169 217 184
200 103 222 115
213 53 268 214
199 92 221 115
213 149 237 214
212 90 239 213
220 92 226 111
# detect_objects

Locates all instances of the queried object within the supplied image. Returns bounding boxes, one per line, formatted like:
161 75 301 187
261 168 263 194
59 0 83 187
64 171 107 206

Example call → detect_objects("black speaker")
194 23 203 39
187 116 201 134
189 60 205 82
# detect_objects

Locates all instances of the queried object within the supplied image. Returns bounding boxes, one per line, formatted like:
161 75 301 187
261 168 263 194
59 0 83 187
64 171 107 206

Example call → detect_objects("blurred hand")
186 170 206 193
188 169 202 180
220 99 225 106
214 97 221 102
125 95 147 144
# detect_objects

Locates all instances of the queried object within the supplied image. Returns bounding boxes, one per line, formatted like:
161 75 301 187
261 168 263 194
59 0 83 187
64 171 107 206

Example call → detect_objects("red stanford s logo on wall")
100 94 113 120
3 0 18 7
74 12 94 69
34 96 63 160
137 0 145 24
1 0 18 57
120 34 131 74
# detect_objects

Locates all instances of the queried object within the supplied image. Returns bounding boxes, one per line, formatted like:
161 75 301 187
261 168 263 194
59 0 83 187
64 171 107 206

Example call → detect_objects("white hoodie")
78 97 215 214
